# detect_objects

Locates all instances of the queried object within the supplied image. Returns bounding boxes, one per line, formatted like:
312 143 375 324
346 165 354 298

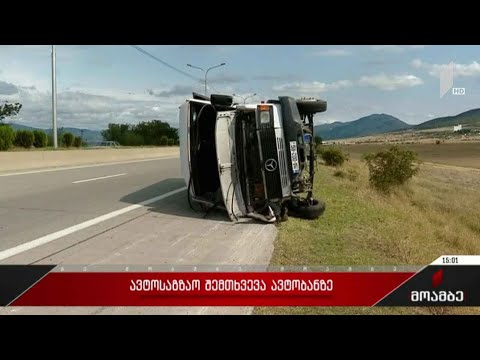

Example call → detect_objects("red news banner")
11 272 413 306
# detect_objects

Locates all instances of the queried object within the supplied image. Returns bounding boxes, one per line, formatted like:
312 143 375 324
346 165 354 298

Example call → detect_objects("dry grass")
333 127 480 145
255 151 480 315
342 142 480 169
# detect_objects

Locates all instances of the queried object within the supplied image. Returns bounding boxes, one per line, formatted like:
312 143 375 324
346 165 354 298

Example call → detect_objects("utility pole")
51 45 58 149
233 93 257 104
187 63 226 95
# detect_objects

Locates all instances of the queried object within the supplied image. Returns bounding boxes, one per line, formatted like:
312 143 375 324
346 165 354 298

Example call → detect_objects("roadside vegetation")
318 146 348 167
342 142 480 169
0 126 87 151
362 146 419 193
0 101 179 151
0 101 84 151
101 120 179 146
256 145 480 315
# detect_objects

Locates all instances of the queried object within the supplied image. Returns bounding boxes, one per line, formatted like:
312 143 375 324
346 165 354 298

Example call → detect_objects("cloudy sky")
0 45 479 130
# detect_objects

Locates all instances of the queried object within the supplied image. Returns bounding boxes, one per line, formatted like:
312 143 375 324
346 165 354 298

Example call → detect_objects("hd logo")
440 62 466 98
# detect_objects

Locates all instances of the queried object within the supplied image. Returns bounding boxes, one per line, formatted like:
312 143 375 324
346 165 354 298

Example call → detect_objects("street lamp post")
233 93 257 104
51 45 58 149
187 62 226 95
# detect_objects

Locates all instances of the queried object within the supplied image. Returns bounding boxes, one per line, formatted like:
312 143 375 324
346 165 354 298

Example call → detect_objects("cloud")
273 80 353 93
252 74 299 81
0 80 18 95
316 118 339 124
363 59 403 67
358 74 423 90
274 74 423 93
313 48 352 57
411 59 480 78
1 83 191 130
146 85 193 97
370 45 426 52
411 59 423 68
208 73 244 84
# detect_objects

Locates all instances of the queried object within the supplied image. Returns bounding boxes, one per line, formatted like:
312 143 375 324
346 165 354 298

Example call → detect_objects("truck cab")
179 93 327 223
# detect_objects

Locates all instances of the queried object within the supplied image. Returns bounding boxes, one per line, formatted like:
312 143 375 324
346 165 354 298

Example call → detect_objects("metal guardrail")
85 141 121 148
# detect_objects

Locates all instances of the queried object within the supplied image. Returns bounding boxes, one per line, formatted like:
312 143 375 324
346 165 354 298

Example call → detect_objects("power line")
130 45 202 83
206 83 221 94
131 45 227 95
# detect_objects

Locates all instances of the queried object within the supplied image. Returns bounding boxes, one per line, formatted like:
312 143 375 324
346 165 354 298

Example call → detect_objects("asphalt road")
0 157 182 252
0 157 277 315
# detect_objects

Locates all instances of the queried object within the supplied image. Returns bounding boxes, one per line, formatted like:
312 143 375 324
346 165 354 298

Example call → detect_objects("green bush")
0 124 15 151
167 138 175 146
333 170 346 178
121 132 144 146
319 146 348 167
62 132 74 148
346 169 359 182
362 146 420 193
160 135 168 146
14 130 35 148
47 133 54 147
73 136 83 148
33 130 48 148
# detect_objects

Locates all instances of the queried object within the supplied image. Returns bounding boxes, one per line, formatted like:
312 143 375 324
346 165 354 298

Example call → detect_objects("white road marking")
73 173 126 184
0 186 187 261
0 156 178 177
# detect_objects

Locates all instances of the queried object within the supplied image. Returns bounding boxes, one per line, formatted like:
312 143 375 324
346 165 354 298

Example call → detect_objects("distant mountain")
414 108 480 130
314 114 411 140
7 123 37 131
7 123 103 142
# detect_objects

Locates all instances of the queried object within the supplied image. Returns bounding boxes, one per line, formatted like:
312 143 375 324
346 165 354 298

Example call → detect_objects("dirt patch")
341 142 480 169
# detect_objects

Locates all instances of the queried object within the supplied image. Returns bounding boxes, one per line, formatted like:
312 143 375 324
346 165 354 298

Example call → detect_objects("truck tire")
287 198 326 220
296 99 327 114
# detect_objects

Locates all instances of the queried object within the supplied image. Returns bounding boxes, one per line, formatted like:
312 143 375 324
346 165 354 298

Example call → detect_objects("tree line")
1 101 180 150
0 102 84 150
101 120 179 146
0 126 85 151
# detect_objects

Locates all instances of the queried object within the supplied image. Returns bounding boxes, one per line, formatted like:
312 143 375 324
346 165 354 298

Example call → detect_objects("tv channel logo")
440 62 466 98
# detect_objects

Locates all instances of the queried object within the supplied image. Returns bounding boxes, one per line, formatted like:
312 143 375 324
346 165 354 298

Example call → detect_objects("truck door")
215 114 244 221
179 102 191 187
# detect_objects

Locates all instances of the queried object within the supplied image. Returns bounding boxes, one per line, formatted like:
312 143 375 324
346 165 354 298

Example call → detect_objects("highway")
0 156 276 315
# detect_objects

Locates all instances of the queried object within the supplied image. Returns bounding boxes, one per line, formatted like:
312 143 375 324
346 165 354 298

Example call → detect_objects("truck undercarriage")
180 94 327 223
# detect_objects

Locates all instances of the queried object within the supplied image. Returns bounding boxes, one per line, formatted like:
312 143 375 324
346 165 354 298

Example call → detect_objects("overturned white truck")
179 93 327 223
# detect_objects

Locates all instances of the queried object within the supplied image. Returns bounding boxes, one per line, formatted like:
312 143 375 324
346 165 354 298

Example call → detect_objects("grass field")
255 143 480 315
341 142 480 169
333 127 480 145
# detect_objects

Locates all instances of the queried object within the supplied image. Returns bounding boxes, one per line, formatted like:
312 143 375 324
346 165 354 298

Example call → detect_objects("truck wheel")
287 198 326 220
280 206 289 222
